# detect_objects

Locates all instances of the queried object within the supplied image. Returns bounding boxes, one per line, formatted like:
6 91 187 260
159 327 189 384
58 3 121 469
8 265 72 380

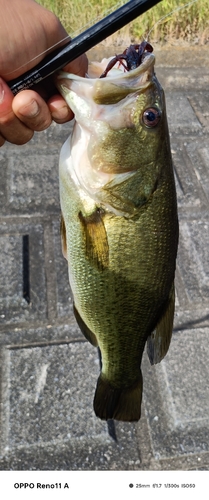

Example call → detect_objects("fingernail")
0 78 5 104
19 99 40 117
51 105 69 120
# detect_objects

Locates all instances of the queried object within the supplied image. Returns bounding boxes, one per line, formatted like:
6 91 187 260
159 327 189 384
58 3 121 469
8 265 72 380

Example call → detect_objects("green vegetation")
37 0 209 42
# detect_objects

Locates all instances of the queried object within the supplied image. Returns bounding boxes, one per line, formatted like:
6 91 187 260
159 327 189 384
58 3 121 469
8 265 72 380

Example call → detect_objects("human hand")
0 0 88 146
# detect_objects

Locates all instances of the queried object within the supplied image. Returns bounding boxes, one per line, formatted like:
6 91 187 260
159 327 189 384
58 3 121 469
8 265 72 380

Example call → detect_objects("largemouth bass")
56 44 179 422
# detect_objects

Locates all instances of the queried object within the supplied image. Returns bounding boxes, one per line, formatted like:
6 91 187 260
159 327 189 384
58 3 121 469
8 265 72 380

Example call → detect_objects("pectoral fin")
60 213 68 260
147 283 175 365
79 208 109 270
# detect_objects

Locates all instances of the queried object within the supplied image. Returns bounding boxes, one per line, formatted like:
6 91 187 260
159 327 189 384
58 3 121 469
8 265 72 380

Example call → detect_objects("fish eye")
142 107 161 127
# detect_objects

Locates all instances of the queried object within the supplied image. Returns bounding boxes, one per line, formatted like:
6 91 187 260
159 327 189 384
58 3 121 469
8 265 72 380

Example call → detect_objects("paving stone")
173 215 209 331
46 120 73 143
174 217 209 331
184 140 209 202
0 323 82 348
156 453 209 472
6 147 60 214
0 223 47 325
6 342 105 448
170 139 206 213
0 233 23 310
0 423 141 470
156 67 209 91
156 329 209 428
0 341 141 470
187 92 209 128
1 122 73 216
4 121 71 151
173 307 209 332
177 219 209 307
142 328 209 459
166 92 202 133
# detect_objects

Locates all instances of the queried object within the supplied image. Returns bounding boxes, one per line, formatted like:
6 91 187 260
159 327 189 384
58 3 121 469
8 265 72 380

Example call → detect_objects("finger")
0 134 5 147
0 77 34 144
12 89 52 131
63 54 88 77
48 94 73 123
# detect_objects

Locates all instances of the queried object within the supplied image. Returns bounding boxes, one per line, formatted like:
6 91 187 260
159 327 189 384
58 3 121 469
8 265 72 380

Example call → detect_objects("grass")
37 0 209 43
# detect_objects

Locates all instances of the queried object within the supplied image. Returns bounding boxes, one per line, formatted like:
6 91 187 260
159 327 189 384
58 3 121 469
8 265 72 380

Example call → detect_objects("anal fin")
147 282 175 365
73 304 98 347
79 208 109 271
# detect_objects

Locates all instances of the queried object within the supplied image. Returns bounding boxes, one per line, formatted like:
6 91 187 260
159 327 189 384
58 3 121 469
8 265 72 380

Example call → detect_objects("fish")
56 43 179 422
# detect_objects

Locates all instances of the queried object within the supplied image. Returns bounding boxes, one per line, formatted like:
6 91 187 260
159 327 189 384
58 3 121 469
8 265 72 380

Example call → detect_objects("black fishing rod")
8 0 162 95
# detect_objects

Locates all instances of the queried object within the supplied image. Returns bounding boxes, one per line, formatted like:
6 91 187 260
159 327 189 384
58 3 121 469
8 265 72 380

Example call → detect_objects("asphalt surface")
0 45 209 471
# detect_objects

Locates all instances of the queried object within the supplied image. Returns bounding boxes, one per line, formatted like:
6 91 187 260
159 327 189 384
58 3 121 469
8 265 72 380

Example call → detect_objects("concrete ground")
0 46 209 471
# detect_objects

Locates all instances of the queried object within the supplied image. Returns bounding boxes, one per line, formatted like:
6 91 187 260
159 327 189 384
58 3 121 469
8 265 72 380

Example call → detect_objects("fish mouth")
56 52 155 105
57 52 155 82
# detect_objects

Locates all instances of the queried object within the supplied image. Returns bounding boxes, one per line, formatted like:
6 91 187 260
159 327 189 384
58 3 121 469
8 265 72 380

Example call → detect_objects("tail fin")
93 374 143 422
